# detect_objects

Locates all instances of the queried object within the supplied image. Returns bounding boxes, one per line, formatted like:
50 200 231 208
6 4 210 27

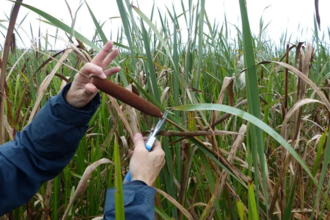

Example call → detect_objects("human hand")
65 41 121 108
129 133 165 186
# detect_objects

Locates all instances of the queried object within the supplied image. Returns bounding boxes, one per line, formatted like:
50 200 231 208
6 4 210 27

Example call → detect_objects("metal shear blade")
145 110 168 150
123 110 169 184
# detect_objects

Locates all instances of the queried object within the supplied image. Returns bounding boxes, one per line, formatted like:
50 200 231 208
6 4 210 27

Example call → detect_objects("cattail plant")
1 0 330 219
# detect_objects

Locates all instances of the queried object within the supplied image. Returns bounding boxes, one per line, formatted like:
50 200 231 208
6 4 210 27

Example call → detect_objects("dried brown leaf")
34 49 68 76
62 158 113 220
59 77 70 92
91 217 103 220
41 179 54 220
70 43 91 63
108 95 134 141
158 130 239 137
3 116 13 140
207 124 247 219
160 86 170 104
218 77 234 104
120 135 129 152
259 61 330 112
0 0 22 144
27 49 72 124
155 188 195 220
281 99 322 138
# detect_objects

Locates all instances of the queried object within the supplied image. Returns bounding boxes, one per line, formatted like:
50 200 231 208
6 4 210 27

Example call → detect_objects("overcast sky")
0 0 329 49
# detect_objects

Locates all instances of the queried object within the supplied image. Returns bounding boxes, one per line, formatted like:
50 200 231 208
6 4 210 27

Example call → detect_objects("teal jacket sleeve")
104 180 156 220
0 83 100 215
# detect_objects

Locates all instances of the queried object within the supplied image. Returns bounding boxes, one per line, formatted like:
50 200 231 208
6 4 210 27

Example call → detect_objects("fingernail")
102 73 106 79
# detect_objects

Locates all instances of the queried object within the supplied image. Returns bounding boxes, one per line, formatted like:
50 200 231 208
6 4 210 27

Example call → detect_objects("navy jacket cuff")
104 184 156 220
52 83 101 126
127 180 148 186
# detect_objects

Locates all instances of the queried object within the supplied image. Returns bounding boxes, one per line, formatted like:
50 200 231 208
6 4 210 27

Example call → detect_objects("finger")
102 48 119 70
104 67 121 77
161 158 166 167
151 140 162 152
80 63 106 79
92 41 113 67
85 83 98 94
131 136 146 150
133 133 147 152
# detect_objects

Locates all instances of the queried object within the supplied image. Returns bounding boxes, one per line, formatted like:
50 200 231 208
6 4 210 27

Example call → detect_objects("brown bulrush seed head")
91 76 163 118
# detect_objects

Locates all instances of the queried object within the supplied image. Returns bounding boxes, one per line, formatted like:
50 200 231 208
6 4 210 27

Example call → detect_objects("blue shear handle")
123 136 156 184
123 172 131 184
145 136 156 152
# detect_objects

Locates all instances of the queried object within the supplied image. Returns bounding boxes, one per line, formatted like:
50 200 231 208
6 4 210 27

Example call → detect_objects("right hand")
65 41 120 108
129 133 165 186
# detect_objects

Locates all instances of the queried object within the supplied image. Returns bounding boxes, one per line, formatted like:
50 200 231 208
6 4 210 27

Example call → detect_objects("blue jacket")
0 83 156 219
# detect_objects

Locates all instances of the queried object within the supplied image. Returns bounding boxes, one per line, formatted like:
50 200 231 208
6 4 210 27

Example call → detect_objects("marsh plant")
0 0 330 219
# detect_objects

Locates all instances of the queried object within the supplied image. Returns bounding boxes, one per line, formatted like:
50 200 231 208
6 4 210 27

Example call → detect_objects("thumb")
133 133 147 151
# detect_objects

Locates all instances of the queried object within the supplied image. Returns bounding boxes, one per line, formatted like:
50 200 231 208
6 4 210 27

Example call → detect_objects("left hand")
129 133 165 186
66 41 121 108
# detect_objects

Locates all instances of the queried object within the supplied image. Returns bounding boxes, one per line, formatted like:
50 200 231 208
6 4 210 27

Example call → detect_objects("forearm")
0 83 100 214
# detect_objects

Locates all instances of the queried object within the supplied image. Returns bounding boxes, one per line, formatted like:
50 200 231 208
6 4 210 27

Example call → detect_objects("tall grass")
1 0 330 219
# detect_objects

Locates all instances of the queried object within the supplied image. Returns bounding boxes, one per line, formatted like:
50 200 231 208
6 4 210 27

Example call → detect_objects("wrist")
65 89 81 108
128 180 148 186
131 176 152 186
51 83 100 126
65 88 89 109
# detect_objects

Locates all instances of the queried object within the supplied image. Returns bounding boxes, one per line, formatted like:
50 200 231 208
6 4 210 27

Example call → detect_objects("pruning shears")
123 110 168 184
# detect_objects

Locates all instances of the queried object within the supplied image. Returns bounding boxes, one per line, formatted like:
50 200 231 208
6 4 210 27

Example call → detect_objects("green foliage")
1 0 330 219
114 135 125 220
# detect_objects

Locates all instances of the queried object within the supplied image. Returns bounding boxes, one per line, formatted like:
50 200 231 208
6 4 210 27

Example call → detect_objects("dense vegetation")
1 0 330 219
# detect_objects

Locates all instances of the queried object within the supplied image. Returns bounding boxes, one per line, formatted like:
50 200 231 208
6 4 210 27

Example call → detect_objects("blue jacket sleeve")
0 83 100 215
104 181 156 220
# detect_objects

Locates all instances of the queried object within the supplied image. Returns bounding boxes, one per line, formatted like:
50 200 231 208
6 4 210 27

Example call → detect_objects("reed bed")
1 0 330 219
